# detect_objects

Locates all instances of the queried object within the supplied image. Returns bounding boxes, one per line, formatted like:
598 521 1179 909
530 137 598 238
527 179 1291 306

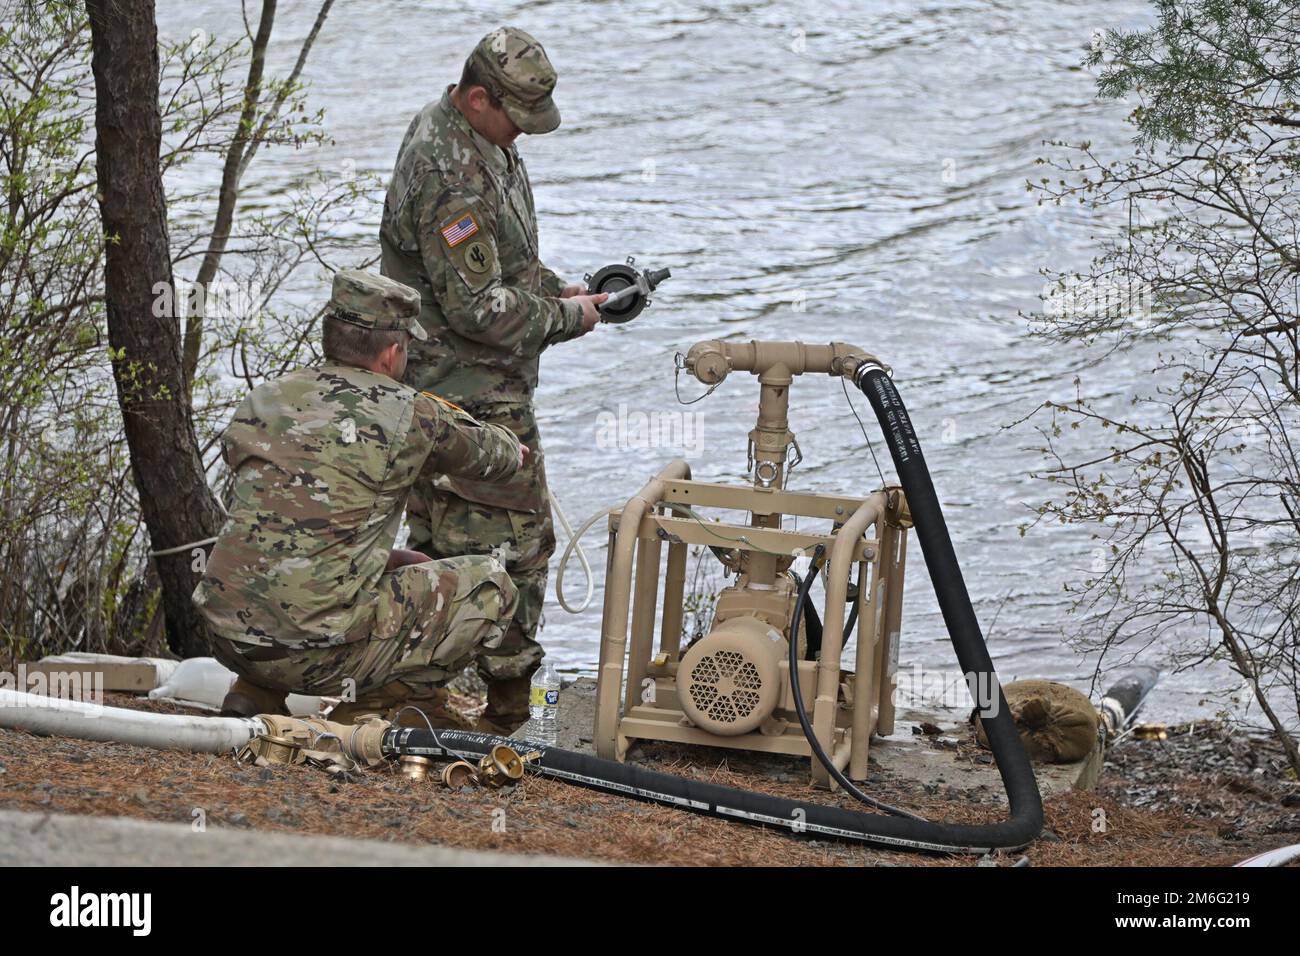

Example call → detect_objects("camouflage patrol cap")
467 27 561 135
328 269 426 341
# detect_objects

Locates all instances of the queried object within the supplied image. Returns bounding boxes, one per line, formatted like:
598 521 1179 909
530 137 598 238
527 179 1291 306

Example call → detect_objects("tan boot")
474 676 531 735
220 677 289 717
328 684 474 730
389 687 478 731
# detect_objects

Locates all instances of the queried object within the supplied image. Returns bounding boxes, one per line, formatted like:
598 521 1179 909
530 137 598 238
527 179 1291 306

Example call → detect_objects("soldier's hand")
386 548 430 572
573 293 609 333
559 283 586 298
518 443 529 470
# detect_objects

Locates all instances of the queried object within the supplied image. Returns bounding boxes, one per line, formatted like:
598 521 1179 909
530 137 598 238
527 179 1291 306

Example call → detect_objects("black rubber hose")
786 545 924 820
851 362 1042 847
797 565 858 660
1098 666 1160 740
387 716 1020 854
801 574 823 657
384 366 1042 854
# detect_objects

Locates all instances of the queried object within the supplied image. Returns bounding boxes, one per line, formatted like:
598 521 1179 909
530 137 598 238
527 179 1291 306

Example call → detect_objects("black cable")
788 544 925 820
798 564 859 660
800 572 823 658
842 375 887 489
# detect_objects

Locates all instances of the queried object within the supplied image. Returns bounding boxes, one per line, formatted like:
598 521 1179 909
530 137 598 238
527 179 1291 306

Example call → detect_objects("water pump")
592 340 911 789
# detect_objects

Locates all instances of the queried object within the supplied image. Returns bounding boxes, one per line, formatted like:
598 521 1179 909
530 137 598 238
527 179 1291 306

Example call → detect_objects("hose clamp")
853 360 890 388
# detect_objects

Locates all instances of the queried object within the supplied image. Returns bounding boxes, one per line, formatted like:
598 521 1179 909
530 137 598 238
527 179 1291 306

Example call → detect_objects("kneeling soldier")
193 270 523 726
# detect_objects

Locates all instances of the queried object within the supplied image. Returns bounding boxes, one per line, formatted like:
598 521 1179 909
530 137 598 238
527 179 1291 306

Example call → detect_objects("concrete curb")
0 808 600 866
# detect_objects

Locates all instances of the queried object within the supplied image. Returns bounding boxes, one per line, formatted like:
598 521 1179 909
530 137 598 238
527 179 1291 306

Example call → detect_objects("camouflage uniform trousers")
212 554 518 699
405 407 555 683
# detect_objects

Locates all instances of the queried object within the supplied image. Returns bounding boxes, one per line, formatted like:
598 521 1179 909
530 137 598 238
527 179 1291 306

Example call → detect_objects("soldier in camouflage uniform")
193 270 525 725
379 27 608 732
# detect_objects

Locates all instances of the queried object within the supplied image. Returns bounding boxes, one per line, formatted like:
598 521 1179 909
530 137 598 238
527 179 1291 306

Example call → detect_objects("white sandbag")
147 656 325 716
148 657 237 711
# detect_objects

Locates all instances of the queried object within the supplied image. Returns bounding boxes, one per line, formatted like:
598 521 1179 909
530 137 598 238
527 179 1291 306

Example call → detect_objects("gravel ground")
0 693 1295 866
1100 721 1300 844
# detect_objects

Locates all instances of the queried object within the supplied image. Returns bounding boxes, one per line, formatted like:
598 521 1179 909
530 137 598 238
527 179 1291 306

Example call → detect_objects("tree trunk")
85 0 223 658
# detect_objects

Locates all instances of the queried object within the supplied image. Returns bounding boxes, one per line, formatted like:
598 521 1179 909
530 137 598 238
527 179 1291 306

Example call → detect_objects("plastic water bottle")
526 661 560 747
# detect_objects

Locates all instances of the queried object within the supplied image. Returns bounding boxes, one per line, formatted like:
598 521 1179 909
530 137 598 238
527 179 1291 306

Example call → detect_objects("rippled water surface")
160 1 1247 722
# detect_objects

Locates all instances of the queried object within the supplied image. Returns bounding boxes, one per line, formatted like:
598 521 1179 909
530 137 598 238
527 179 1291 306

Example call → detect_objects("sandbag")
149 657 324 716
973 679 1098 763
148 657 236 711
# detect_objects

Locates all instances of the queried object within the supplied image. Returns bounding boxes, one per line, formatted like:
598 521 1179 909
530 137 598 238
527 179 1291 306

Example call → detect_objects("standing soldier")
379 27 606 732
193 270 524 727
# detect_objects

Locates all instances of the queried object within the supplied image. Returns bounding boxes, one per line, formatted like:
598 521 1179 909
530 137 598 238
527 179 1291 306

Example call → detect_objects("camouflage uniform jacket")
379 85 584 410
192 363 520 649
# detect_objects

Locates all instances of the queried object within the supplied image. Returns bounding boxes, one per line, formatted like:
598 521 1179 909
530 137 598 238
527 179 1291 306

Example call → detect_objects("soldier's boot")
220 677 288 718
475 676 532 735
329 682 475 731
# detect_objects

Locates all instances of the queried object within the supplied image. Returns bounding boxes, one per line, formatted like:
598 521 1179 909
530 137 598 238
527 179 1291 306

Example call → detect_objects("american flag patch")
440 213 479 247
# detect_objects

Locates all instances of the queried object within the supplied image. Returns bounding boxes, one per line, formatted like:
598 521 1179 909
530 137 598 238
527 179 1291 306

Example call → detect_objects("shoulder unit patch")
420 390 467 414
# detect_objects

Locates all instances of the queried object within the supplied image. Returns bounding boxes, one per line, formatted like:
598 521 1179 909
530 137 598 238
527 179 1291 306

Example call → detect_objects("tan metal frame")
593 341 910 787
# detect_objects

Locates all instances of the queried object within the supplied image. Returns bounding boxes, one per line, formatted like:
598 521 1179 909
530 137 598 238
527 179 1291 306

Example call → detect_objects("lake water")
158 0 1252 724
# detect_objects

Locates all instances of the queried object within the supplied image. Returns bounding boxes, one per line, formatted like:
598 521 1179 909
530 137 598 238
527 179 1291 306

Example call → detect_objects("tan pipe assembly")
595 459 691 760
258 713 389 767
685 341 884 591
812 496 879 788
685 340 884 384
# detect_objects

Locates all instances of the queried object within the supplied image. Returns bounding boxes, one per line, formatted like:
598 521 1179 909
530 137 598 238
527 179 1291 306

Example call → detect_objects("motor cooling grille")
685 649 763 724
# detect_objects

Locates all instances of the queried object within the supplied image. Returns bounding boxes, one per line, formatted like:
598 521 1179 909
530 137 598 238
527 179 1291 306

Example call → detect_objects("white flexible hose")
0 689 263 753
1236 843 1300 867
549 489 615 614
